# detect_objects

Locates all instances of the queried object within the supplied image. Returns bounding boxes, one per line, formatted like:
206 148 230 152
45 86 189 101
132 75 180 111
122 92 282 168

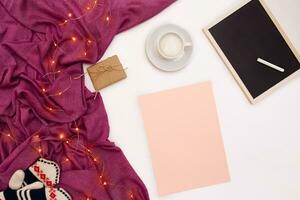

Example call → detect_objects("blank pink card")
139 82 230 196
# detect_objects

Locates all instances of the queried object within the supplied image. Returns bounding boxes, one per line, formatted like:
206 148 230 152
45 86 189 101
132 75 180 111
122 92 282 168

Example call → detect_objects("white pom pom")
0 192 5 200
9 170 25 190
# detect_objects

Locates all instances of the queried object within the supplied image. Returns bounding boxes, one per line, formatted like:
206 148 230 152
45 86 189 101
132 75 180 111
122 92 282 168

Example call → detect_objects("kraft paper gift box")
87 55 127 90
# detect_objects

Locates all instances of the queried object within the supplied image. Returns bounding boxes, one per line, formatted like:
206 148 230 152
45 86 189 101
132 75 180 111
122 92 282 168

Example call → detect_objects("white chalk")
257 58 285 72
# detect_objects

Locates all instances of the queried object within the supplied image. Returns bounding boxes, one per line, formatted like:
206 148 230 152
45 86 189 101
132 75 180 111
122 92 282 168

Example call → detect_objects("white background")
84 0 300 199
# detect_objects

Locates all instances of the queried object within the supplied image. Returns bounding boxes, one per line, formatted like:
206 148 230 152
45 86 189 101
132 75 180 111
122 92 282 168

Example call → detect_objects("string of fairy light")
0 0 136 199
40 0 110 110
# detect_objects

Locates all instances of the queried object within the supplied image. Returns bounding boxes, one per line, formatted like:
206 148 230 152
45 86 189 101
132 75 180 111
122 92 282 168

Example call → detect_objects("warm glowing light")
59 133 65 140
71 37 77 42
7 133 11 137
39 5 115 196
130 193 134 199
99 175 108 186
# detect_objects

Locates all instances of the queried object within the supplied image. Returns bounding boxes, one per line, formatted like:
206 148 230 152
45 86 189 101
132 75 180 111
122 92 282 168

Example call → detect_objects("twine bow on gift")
88 64 127 83
87 56 128 92
89 64 125 76
73 64 126 80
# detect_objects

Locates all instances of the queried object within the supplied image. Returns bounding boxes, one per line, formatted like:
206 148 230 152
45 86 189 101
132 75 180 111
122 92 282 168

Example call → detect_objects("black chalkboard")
205 0 300 103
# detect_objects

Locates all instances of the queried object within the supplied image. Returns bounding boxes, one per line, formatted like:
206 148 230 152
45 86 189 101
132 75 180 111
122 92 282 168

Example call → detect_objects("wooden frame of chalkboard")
204 0 300 104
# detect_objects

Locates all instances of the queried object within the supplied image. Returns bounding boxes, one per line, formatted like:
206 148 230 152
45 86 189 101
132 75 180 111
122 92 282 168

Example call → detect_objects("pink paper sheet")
139 82 230 196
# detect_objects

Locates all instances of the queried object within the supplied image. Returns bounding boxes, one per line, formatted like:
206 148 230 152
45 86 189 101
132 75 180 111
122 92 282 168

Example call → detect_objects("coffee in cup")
157 32 192 60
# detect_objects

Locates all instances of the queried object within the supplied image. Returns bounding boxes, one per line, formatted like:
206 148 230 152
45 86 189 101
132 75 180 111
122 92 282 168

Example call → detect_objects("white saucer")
145 24 193 72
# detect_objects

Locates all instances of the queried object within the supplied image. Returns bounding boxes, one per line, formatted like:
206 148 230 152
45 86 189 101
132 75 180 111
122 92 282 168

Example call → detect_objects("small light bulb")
65 140 70 144
59 133 65 140
68 13 72 18
84 51 87 56
86 6 91 10
103 181 107 186
42 88 46 92
71 37 77 42
57 92 62 96
93 158 97 162
38 148 42 153
7 133 11 137
106 16 110 22
87 40 92 44
75 127 79 132
65 158 69 162
64 19 68 23
48 107 53 111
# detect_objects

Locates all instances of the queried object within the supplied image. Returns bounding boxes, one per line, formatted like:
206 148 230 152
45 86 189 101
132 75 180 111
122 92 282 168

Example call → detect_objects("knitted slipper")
8 158 60 188
0 158 72 200
0 187 71 200
26 158 60 187
7 158 59 189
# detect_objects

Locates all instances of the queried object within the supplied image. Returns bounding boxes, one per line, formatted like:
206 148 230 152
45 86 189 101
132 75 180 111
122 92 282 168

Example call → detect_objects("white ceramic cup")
156 31 192 60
